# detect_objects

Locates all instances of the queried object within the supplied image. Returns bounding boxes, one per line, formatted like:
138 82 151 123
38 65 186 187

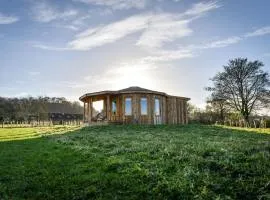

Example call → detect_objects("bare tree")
206 98 229 123
206 58 270 122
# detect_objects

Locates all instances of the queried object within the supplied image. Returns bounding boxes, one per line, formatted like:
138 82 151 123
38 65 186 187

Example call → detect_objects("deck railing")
89 115 163 125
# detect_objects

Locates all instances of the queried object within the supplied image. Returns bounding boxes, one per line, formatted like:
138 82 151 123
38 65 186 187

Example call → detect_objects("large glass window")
154 98 160 116
140 98 148 115
112 99 117 115
125 98 132 116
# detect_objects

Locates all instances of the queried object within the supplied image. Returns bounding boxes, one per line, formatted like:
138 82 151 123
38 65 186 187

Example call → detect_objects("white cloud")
245 26 270 37
136 1 221 49
29 71 41 76
136 14 192 49
53 14 92 31
71 14 92 26
32 44 69 51
0 13 19 24
142 49 194 62
54 24 80 31
183 1 221 16
73 0 146 10
68 13 152 50
188 36 242 50
31 1 78 23
34 1 222 51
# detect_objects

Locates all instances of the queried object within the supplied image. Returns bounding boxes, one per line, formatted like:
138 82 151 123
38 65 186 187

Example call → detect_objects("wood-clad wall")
119 93 167 124
84 93 188 125
167 96 188 125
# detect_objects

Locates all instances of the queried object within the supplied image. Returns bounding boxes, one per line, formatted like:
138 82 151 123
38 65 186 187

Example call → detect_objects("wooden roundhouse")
79 86 190 125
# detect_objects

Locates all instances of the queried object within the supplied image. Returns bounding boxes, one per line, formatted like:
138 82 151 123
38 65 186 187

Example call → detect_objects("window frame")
140 97 148 116
154 98 161 116
112 99 117 115
124 97 132 116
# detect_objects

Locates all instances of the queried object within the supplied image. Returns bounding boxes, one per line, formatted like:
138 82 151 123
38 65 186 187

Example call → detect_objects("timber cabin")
79 86 190 125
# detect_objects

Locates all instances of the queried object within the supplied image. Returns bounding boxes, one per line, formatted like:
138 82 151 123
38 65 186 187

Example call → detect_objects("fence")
221 119 269 128
1 120 82 128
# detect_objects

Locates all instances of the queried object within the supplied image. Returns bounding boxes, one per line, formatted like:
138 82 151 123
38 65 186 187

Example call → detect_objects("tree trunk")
243 114 249 127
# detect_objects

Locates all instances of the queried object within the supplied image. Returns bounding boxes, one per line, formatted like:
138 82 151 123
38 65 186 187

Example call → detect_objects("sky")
0 0 270 108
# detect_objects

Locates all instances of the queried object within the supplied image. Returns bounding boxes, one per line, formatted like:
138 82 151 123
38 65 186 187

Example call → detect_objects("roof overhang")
79 87 190 102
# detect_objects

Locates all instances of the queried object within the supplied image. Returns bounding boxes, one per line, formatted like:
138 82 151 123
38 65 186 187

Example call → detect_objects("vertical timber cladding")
88 97 92 123
150 94 154 124
179 99 183 124
117 95 121 121
174 97 178 124
106 95 110 121
86 101 89 122
162 96 168 124
103 100 107 119
179 98 182 124
177 98 182 124
121 94 125 122
170 97 173 124
132 94 137 122
176 98 180 124
166 97 171 124
177 99 187 124
146 94 151 124
167 96 186 124
183 100 188 124
168 96 177 124
84 102 87 122
174 97 177 124
181 100 184 124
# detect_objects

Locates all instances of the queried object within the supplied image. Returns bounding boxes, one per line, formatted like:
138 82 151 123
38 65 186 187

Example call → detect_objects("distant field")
0 125 269 199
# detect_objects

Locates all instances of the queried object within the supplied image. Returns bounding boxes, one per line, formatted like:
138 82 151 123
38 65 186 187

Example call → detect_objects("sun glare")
110 63 156 89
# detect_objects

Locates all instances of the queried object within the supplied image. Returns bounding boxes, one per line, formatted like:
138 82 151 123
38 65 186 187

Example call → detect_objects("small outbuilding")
79 86 190 125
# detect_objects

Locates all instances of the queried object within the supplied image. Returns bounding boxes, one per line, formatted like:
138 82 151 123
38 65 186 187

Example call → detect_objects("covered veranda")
81 91 122 124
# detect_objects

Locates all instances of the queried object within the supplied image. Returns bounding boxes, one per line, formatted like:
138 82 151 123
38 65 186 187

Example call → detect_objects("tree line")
0 96 83 123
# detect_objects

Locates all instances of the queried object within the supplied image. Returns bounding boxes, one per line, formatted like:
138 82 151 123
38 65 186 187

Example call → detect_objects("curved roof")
118 86 167 95
79 86 190 101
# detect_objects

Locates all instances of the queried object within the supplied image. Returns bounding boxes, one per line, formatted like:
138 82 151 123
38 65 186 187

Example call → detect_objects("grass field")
0 125 269 199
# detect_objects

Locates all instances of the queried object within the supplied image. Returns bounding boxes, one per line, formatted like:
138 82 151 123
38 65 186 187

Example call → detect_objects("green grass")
220 125 270 135
0 125 269 199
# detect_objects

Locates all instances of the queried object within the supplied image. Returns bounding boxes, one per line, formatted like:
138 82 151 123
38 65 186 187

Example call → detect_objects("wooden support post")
186 101 188 124
106 95 110 121
86 101 89 124
184 101 187 124
122 95 125 123
117 96 119 119
89 98 92 124
103 99 106 113
181 101 184 124
83 102 86 123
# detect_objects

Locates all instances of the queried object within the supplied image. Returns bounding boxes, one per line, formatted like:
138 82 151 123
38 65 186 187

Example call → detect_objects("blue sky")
0 0 270 107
